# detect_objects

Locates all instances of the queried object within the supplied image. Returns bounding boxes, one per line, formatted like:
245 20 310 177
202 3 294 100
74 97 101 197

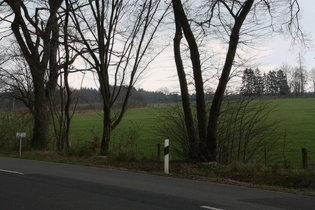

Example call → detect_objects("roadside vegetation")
0 0 313 195
1 97 315 194
1 150 314 196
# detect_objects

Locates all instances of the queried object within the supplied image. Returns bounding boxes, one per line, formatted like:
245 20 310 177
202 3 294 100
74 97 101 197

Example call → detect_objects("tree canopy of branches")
69 0 169 155
171 0 303 161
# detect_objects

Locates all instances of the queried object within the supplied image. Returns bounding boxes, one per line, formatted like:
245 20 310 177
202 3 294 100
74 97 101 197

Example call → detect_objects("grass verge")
1 150 314 197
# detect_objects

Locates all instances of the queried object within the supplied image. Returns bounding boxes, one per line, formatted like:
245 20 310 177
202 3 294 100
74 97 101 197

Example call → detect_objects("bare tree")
69 0 169 155
280 62 294 93
310 68 315 93
0 0 65 149
173 0 199 159
286 54 307 97
61 0 72 151
50 0 73 151
0 51 35 111
296 53 307 96
1 1 83 150
171 0 304 161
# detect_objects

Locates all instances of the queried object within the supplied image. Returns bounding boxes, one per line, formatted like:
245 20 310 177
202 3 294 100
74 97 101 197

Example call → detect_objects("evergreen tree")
254 68 264 95
277 70 290 95
266 71 278 94
241 68 256 96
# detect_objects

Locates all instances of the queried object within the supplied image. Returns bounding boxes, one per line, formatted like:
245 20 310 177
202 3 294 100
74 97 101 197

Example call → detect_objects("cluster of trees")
0 0 304 162
0 0 168 153
241 57 313 97
240 69 290 96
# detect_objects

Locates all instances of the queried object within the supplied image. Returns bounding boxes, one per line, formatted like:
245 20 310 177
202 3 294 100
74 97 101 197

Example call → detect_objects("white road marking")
0 169 24 175
200 206 223 210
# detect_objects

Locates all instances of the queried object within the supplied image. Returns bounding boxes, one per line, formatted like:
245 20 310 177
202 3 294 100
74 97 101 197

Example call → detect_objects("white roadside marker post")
16 132 26 156
164 139 169 174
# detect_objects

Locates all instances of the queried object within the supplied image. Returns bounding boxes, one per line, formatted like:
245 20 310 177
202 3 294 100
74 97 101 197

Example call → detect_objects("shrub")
109 122 141 161
67 136 100 157
154 98 281 163
217 98 281 164
0 112 32 150
154 103 194 160
216 161 315 190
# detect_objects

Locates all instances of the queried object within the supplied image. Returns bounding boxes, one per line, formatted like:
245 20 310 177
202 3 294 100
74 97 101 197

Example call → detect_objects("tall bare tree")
294 53 307 96
69 0 169 155
173 0 199 159
172 0 304 161
51 0 73 151
310 68 315 93
1 0 64 149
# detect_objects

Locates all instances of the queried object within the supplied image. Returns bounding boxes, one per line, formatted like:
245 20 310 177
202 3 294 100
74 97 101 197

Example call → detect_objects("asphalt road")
0 157 314 210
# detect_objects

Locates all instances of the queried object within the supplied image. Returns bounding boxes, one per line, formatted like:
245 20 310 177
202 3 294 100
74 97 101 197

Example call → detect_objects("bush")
67 136 100 157
217 98 281 164
154 103 194 160
109 122 141 161
0 112 32 150
254 168 315 189
154 98 281 163
216 161 315 190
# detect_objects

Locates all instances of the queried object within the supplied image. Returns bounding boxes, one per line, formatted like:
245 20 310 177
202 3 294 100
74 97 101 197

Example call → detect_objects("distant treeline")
1 85 314 111
72 87 182 105
0 87 213 110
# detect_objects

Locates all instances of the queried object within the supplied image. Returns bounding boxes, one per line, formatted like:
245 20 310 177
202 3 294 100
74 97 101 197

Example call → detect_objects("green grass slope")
68 98 315 167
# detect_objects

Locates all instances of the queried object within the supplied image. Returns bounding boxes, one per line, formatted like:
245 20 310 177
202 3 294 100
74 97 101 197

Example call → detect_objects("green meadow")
70 108 165 158
267 98 315 167
69 98 315 167
1 98 314 168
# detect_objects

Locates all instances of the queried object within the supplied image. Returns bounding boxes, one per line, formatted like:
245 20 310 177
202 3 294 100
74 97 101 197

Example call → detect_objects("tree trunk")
100 101 111 155
173 0 207 160
100 119 111 156
32 106 50 150
31 72 50 149
63 0 72 151
173 0 207 144
172 0 198 159
206 0 254 162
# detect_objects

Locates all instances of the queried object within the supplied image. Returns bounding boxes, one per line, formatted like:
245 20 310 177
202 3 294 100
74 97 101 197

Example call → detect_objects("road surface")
0 157 314 209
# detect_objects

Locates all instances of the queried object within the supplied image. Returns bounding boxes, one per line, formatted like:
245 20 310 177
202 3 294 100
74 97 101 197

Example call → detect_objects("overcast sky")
76 0 315 93
136 0 315 92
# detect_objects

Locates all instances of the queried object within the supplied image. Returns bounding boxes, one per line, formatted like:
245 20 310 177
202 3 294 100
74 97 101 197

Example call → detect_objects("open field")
267 98 315 167
69 98 315 167
1 98 314 168
70 108 164 158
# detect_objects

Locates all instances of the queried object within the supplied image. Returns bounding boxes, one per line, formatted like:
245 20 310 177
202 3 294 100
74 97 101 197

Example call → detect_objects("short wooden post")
264 149 267 167
157 143 161 160
302 148 308 169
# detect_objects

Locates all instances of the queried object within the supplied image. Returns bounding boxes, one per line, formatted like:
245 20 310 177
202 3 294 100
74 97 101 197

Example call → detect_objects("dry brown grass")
1 150 314 196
